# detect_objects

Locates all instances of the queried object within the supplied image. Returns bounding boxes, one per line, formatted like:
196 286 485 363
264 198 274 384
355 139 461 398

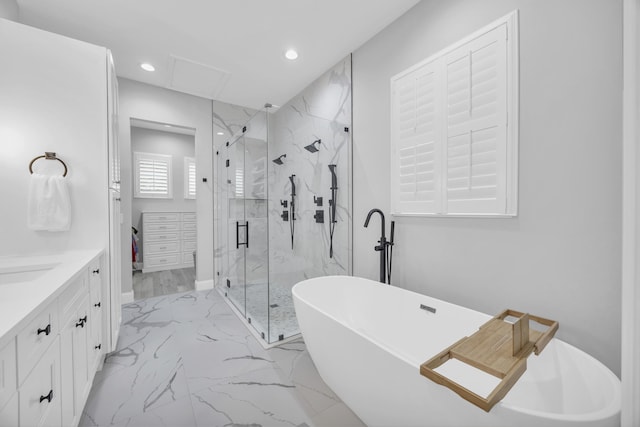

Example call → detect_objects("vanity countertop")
0 249 103 343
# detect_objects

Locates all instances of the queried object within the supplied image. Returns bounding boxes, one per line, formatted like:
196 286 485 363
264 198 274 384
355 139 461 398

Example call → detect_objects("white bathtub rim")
292 275 622 422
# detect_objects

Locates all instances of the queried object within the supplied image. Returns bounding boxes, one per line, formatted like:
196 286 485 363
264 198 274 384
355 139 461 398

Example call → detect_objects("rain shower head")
272 154 286 165
304 139 321 153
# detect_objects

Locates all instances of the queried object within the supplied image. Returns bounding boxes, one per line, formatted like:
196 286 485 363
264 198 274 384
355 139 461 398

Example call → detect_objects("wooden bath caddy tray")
420 309 559 412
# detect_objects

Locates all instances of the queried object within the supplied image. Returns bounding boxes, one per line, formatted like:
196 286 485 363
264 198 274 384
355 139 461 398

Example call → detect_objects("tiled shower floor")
224 281 300 343
80 289 365 427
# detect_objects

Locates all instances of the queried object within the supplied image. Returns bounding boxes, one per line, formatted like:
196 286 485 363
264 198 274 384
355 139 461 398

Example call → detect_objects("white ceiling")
16 0 420 110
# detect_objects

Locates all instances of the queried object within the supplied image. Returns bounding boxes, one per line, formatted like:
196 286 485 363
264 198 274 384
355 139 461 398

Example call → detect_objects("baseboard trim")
195 279 214 291
121 291 134 304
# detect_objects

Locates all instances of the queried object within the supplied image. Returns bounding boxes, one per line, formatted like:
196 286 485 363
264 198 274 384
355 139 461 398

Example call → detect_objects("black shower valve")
314 196 323 206
314 210 325 223
281 211 289 221
280 200 288 208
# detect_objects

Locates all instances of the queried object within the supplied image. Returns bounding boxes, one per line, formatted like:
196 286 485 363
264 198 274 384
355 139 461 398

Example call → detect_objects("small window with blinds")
133 151 173 199
391 11 518 217
184 157 196 199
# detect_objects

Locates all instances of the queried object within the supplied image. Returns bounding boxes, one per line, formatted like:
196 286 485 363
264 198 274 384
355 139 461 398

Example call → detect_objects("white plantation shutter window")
390 11 518 216
184 157 196 199
134 152 173 199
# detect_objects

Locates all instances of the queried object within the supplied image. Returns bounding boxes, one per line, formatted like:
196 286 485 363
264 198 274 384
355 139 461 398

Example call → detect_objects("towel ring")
29 152 68 177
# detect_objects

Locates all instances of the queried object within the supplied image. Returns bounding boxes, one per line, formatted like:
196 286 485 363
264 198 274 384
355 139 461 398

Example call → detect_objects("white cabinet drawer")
182 222 196 231
182 253 195 266
58 273 87 326
17 301 58 385
182 213 196 222
0 340 16 410
146 241 180 255
19 338 61 427
144 213 180 222
145 232 179 242
145 222 180 232
182 240 196 252
182 231 197 241
0 392 18 427
145 254 180 268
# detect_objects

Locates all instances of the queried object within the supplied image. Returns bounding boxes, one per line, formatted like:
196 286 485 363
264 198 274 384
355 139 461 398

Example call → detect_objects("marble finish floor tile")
132 267 196 300
81 289 365 427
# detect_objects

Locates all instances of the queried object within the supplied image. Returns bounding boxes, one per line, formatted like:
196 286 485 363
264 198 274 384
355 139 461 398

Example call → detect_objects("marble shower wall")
268 55 352 288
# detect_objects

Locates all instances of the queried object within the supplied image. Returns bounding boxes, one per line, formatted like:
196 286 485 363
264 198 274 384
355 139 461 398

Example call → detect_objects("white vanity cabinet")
88 260 104 374
0 250 109 427
0 340 18 427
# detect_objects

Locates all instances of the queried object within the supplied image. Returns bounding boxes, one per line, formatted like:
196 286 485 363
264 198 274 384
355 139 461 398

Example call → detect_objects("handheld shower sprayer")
328 164 338 258
289 174 296 249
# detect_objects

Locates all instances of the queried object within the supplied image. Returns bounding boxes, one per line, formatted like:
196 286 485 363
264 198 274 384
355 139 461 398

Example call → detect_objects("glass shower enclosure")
214 55 352 346
220 110 271 341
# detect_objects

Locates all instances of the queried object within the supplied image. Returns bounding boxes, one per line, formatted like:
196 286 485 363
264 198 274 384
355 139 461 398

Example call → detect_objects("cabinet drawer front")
182 222 196 231
145 254 180 268
182 253 195 266
182 240 196 252
0 391 18 427
17 301 59 385
19 338 61 427
182 231 197 241
145 222 180 232
182 213 196 222
0 340 17 410
145 241 180 255
144 213 180 222
59 274 88 326
145 232 179 242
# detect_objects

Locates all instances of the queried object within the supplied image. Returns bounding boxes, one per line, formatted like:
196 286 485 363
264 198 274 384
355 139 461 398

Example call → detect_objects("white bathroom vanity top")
0 249 103 341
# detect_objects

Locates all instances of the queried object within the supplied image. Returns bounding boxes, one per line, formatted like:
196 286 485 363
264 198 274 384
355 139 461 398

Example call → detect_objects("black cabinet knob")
76 316 87 328
94 302 101 308
37 324 51 336
39 390 53 403
95 344 102 350
92 268 100 275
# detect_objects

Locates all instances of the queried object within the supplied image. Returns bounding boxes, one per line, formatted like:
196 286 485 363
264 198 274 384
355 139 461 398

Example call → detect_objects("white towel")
27 173 71 231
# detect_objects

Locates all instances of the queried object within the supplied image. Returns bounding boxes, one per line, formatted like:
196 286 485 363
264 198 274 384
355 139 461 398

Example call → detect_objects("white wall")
130 127 196 249
0 19 108 256
353 0 622 374
0 0 17 21
118 78 213 293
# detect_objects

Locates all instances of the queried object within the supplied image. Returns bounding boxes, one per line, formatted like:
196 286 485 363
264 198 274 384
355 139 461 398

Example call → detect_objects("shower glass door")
225 111 270 339
226 134 246 315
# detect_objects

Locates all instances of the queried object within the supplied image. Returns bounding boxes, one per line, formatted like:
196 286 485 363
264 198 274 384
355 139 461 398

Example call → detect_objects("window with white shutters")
391 11 518 217
184 157 196 199
134 151 173 199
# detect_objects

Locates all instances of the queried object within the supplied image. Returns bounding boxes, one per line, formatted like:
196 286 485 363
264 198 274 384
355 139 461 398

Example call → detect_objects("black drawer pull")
95 344 101 350
76 316 87 328
39 390 53 403
37 324 51 336
94 302 101 308
92 268 100 274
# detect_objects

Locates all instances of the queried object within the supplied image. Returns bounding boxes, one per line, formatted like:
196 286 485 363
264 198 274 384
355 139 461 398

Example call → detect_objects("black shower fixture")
304 139 321 153
272 154 286 165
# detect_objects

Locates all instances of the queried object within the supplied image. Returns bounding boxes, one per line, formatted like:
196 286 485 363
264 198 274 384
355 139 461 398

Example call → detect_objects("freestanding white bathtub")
292 276 621 427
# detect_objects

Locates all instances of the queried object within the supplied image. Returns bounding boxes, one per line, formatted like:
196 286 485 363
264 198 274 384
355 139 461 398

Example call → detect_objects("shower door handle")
236 221 249 249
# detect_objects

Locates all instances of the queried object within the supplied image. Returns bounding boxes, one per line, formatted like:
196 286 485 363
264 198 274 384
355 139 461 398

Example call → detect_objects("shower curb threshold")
216 286 302 349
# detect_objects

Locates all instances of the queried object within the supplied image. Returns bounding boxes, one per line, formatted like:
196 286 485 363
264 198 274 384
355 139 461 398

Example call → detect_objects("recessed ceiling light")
140 63 155 72
284 49 298 60
216 132 224 135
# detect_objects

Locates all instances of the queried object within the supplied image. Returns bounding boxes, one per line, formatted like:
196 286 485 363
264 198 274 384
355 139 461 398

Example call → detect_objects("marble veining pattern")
80 290 365 427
